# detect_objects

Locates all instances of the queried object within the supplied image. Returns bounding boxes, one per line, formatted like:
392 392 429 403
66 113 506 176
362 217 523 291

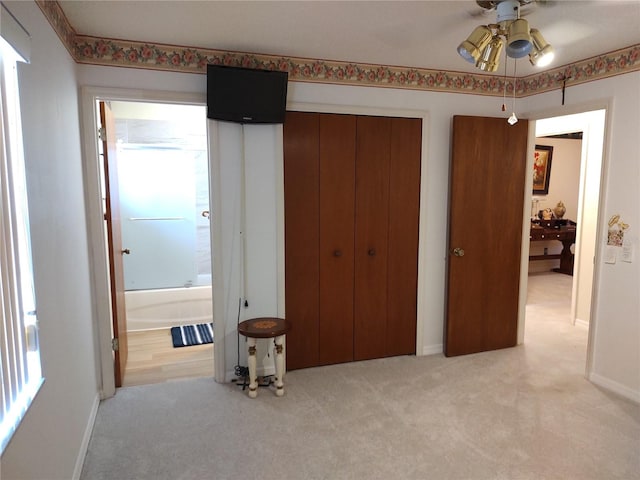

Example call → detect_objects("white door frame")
80 87 210 398
518 99 611 379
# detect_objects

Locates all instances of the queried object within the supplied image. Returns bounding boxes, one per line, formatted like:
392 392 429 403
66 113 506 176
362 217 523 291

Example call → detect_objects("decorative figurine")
541 208 554 220
553 201 566 219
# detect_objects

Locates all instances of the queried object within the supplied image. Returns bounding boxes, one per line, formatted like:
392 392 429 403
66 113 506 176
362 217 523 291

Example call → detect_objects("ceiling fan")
458 0 555 72
471 0 554 16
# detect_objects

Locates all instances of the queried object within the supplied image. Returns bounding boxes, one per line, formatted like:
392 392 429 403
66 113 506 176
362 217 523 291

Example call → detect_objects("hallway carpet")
81 273 640 479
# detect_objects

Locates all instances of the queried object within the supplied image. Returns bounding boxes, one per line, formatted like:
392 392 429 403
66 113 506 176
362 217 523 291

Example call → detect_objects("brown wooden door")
445 115 528 356
100 101 128 386
319 114 356 365
353 116 421 360
354 116 391 360
386 117 421 356
284 111 421 369
283 111 320 369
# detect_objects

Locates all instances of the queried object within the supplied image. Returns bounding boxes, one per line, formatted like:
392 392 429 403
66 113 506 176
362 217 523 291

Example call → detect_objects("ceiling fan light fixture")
495 0 520 23
506 18 532 58
476 35 504 72
457 1 554 72
528 28 554 67
457 25 493 64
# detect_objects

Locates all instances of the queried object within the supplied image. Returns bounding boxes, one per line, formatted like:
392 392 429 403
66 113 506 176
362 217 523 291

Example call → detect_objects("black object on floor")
171 323 214 348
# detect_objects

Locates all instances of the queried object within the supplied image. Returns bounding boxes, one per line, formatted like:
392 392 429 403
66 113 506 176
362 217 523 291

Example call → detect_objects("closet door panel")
283 111 320 370
319 114 357 365
386 117 421 356
354 116 390 361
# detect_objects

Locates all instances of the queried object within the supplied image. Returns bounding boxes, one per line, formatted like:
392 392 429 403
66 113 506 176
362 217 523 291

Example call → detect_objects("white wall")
533 137 582 221
523 73 640 401
77 64 639 400
208 120 282 379
1 2 100 479
78 64 206 94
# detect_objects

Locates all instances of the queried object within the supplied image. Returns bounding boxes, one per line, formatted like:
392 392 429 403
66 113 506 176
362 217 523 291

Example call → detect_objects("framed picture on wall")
533 145 553 194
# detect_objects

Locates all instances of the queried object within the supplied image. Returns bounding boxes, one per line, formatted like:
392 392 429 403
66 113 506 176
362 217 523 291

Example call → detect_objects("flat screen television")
206 65 288 124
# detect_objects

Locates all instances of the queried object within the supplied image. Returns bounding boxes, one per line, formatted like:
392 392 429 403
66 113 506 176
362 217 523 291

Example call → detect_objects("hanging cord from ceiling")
501 48 508 112
508 58 518 125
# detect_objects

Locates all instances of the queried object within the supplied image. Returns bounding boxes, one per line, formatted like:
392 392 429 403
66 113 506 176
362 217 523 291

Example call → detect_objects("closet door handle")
334 250 343 257
368 248 376 256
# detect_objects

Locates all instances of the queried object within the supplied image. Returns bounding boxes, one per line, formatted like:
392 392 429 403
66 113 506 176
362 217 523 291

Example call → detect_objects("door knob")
452 247 465 257
368 249 376 256
122 248 131 255
334 250 342 257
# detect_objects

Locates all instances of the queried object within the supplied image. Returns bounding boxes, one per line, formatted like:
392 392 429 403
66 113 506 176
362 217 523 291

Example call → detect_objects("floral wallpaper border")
37 0 639 98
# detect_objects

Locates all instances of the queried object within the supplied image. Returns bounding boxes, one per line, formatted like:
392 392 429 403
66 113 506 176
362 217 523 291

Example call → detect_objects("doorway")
523 109 606 366
103 100 213 387
81 88 214 397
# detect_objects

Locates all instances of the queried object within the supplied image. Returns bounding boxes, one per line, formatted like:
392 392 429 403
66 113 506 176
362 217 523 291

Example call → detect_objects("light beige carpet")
81 272 640 480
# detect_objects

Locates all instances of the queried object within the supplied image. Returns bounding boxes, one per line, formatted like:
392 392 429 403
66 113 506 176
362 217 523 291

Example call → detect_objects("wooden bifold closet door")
284 111 421 370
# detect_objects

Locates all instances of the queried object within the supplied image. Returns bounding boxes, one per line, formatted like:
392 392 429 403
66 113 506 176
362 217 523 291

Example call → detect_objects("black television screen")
206 65 288 124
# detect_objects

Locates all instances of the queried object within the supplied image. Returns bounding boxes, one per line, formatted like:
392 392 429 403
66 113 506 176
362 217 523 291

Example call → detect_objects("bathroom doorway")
100 100 213 387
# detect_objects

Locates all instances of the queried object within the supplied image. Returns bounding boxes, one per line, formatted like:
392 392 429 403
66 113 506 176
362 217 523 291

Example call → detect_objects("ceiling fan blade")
465 0 557 24
467 0 497 18
476 0 499 10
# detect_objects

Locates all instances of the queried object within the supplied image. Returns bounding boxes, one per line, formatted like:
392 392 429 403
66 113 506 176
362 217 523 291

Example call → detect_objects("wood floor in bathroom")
122 328 214 387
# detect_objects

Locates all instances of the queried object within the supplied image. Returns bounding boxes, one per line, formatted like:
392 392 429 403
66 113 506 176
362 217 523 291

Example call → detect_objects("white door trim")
79 87 210 398
519 99 612 381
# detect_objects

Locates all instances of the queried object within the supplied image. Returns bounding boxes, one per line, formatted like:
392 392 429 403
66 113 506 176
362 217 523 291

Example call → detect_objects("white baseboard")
422 344 443 356
225 369 237 383
73 393 100 480
574 318 589 328
589 372 640 404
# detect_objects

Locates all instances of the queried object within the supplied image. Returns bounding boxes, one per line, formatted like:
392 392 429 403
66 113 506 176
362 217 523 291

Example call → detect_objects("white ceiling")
58 0 640 77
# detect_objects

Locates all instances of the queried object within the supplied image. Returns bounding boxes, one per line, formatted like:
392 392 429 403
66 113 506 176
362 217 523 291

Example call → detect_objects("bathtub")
125 286 213 331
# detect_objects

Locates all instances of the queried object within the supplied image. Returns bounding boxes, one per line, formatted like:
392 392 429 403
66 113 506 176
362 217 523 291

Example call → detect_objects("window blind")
0 8 41 453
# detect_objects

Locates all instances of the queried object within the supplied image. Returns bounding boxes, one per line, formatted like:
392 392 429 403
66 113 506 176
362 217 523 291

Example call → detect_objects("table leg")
247 337 258 398
554 238 575 275
274 335 285 397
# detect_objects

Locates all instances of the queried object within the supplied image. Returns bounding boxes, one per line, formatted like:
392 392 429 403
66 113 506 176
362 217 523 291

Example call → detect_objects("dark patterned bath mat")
171 323 214 348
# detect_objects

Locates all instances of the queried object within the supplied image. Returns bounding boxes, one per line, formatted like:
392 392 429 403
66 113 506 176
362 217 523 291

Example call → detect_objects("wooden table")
238 317 290 398
529 222 576 275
